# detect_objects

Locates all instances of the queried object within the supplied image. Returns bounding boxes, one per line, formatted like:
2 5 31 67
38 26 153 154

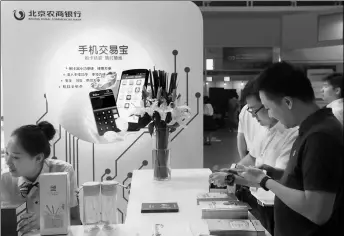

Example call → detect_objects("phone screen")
89 89 120 135
90 93 117 110
117 71 147 123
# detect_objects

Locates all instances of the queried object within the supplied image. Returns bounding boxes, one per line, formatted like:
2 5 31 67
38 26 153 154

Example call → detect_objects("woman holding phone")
0 121 81 234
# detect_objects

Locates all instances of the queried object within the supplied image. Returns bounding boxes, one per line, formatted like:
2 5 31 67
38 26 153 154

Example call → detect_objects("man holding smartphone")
210 77 298 235
237 62 343 236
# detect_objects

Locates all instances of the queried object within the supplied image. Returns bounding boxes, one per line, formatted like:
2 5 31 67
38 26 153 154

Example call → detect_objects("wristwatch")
259 175 271 191
225 173 235 186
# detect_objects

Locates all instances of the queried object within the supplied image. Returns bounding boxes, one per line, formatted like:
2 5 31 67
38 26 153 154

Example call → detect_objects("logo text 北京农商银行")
13 10 82 21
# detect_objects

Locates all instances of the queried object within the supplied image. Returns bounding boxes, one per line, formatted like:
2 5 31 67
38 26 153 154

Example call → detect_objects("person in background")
237 62 343 236
204 96 217 145
321 72 343 125
228 93 240 132
1 121 82 234
210 77 299 235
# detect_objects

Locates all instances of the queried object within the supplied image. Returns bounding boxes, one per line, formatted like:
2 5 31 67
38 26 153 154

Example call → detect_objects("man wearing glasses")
237 101 268 160
236 62 343 236
234 78 298 176
210 78 298 235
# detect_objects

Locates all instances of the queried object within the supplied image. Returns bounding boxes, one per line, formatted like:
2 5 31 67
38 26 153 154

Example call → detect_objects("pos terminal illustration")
89 89 120 136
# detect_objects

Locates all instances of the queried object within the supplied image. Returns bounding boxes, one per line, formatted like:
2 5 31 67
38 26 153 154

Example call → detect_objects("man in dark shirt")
237 62 344 236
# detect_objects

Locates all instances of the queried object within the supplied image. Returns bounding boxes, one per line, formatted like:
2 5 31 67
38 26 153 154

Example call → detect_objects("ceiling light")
206 59 214 70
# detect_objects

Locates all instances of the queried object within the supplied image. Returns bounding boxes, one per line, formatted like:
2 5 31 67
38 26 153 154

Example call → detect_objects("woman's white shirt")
0 159 78 215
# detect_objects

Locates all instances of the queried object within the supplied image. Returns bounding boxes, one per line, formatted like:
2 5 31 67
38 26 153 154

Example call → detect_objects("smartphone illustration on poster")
116 69 149 131
89 89 120 136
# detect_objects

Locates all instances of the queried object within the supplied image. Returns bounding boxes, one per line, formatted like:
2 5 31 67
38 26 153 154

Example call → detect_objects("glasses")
247 105 264 115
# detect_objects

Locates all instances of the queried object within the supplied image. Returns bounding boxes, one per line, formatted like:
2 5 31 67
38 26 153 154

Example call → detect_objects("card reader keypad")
94 108 120 135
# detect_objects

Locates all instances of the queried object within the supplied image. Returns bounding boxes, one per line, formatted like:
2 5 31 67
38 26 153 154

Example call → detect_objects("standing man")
237 82 268 159
237 103 268 159
321 72 343 125
210 78 298 235
238 62 343 236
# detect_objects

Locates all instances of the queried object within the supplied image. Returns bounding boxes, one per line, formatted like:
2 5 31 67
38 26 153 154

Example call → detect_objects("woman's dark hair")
11 121 56 159
323 72 343 98
255 61 315 103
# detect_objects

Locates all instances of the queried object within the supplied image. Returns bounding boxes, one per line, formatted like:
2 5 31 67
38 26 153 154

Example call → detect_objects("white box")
197 192 238 205
199 201 250 219
206 219 265 236
39 172 70 235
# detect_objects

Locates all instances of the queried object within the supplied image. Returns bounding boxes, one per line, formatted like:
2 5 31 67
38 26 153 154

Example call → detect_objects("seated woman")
1 121 82 234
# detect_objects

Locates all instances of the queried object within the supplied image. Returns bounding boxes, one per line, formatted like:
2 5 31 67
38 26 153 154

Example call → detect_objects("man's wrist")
259 175 271 191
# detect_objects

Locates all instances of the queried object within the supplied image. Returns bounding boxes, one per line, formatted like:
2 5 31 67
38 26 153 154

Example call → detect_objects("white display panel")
2 1 203 222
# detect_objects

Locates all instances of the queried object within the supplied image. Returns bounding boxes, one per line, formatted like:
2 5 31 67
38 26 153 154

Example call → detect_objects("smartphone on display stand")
89 89 120 136
117 69 149 131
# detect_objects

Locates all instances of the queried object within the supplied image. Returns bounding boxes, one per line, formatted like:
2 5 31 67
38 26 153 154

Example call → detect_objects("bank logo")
50 185 56 192
13 10 25 21
13 9 82 21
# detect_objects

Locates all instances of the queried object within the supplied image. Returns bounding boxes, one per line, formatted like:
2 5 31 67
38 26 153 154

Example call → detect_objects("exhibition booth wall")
203 9 343 101
1 1 203 222
203 13 281 47
282 10 343 50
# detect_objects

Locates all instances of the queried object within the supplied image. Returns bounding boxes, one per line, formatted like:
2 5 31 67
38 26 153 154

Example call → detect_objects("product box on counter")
209 184 236 195
206 219 265 236
39 172 70 235
197 192 238 205
1 202 27 236
199 201 250 219
209 188 229 194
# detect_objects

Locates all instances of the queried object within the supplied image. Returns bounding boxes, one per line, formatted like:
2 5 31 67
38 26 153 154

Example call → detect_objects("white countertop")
25 224 140 236
126 168 212 226
27 168 271 236
125 168 271 236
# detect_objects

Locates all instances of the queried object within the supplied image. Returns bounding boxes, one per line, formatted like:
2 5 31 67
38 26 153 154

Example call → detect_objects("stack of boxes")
197 186 265 236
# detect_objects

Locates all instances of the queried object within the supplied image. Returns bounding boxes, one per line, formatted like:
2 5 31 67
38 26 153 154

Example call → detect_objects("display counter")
28 169 271 235
126 168 272 235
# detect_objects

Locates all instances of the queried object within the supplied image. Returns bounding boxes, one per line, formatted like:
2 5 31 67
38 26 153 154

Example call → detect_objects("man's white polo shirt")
238 104 268 152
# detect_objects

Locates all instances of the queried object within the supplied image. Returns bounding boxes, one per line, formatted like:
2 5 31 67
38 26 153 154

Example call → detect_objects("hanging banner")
222 47 273 70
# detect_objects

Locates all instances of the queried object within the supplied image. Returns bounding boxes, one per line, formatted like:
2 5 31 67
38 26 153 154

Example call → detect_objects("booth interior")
1 1 343 236
202 7 343 169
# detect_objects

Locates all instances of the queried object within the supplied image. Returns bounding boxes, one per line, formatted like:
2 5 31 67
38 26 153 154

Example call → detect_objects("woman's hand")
209 172 228 187
236 164 266 184
18 212 39 234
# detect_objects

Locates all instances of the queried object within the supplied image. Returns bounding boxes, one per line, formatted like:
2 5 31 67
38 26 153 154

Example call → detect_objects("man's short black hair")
255 61 315 103
322 73 343 98
241 78 260 102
